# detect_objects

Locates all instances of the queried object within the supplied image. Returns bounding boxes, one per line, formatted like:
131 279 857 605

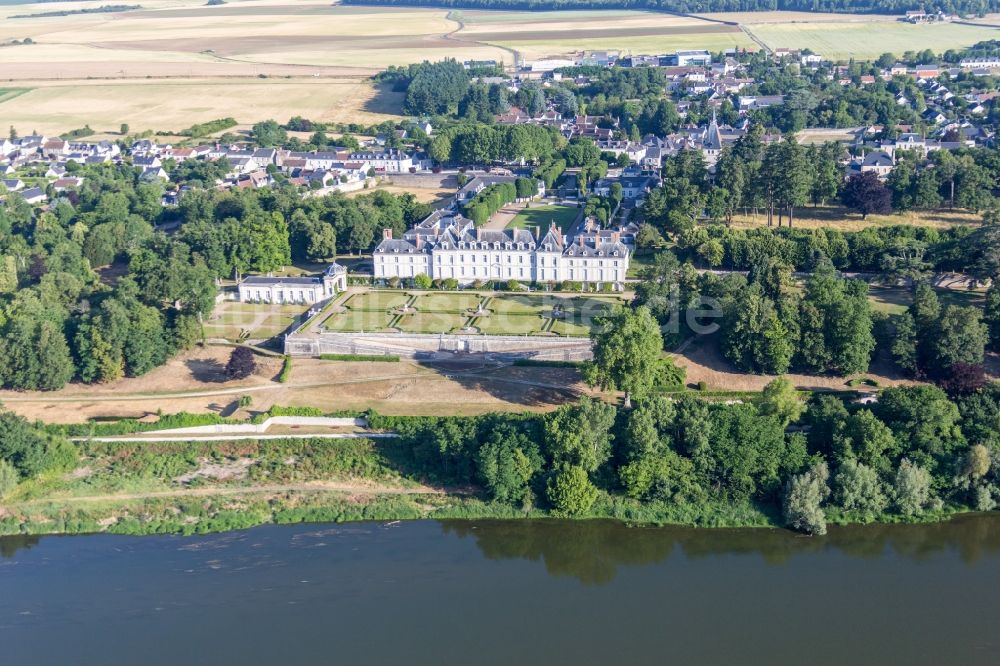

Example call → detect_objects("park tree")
413 273 433 290
783 461 830 535
833 460 888 515
0 411 76 479
546 465 598 516
226 347 256 380
583 305 664 408
837 409 899 473
475 423 543 507
842 171 892 219
984 283 1000 350
544 398 616 473
251 119 287 147
759 377 804 427
892 458 933 516
874 386 965 472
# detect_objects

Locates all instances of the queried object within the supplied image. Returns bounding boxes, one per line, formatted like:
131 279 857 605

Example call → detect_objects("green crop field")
507 205 580 235
747 21 1000 61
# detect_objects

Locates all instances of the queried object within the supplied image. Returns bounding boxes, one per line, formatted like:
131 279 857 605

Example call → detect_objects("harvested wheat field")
1 77 403 135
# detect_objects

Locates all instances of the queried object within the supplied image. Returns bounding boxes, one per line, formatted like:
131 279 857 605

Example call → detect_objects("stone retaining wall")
285 332 592 361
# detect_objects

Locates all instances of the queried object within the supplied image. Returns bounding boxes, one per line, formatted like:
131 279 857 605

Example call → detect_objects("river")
3 517 1000 664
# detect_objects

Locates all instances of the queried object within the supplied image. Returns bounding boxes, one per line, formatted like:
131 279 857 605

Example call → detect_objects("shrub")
697 381 708 391
0 459 19 497
783 462 830 535
893 458 932 516
226 347 256 380
413 273 433 290
319 354 399 362
238 395 252 408
278 356 293 383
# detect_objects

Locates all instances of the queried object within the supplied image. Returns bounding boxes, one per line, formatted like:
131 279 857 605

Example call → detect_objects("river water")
3 517 1000 665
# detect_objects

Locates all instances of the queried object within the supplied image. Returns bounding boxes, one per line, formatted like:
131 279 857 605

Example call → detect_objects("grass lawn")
321 308 394 332
345 291 411 311
506 204 580 235
868 285 985 316
868 288 911 316
413 292 483 313
395 312 469 333
317 290 623 335
204 303 305 340
476 314 545 335
627 250 658 279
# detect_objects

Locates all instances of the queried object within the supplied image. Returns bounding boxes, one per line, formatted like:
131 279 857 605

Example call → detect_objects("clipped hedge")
319 353 400 363
278 355 293 383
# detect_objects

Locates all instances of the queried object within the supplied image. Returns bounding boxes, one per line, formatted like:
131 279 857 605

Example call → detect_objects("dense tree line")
176 186 432 265
373 376 1000 534
641 129 844 231
0 411 77 498
429 123 563 164
463 181 518 225
0 164 215 391
344 0 1000 18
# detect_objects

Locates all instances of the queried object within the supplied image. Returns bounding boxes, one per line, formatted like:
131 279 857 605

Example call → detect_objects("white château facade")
373 210 630 287
238 263 347 304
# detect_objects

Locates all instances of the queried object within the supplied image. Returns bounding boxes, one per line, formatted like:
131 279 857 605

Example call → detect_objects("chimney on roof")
611 231 620 243
383 228 393 240
534 225 540 241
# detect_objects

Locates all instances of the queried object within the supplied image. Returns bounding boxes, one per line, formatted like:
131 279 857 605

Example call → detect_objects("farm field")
506 204 580 235
694 10 899 24
745 21 1000 60
203 302 306 341
497 32 754 62
0 77 403 135
4 1 996 132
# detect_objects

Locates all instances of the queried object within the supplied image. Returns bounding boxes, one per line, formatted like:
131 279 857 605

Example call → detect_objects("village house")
847 150 895 179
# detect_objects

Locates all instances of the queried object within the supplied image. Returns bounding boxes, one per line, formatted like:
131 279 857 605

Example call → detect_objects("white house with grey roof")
237 263 347 304
373 210 629 287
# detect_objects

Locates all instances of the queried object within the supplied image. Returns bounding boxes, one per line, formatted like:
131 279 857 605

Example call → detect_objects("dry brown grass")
1 77 404 135
348 184 453 206
729 205 982 231
671 337 920 393
0 347 584 423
